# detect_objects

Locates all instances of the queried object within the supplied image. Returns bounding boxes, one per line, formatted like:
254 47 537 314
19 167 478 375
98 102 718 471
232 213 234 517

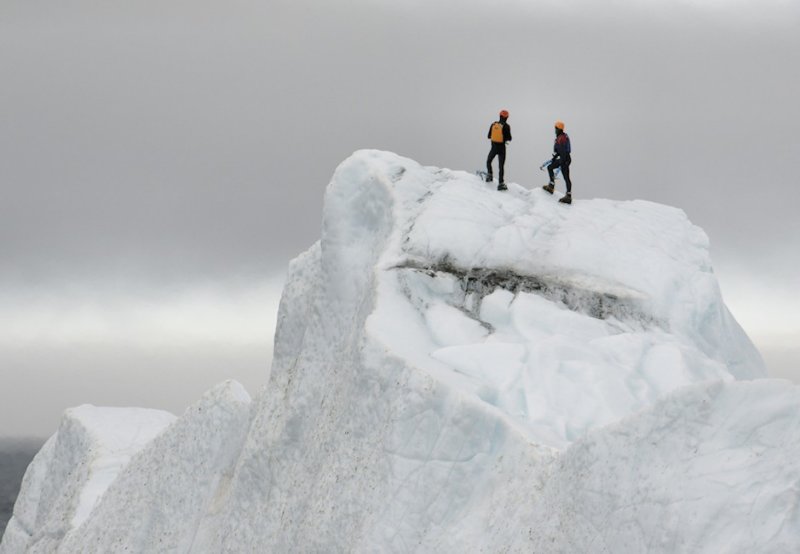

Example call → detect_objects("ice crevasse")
4 150 799 553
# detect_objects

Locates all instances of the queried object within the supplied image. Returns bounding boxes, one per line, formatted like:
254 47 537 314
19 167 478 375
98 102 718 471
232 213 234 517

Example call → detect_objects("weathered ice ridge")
4 150 794 553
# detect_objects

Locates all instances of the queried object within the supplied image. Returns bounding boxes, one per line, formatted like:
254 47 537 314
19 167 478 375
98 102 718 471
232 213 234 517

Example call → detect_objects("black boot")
497 182 508 191
559 193 572 204
485 173 493 183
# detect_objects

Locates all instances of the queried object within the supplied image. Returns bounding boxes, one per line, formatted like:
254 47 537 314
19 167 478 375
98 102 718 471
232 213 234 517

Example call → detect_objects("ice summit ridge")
4 150 799 553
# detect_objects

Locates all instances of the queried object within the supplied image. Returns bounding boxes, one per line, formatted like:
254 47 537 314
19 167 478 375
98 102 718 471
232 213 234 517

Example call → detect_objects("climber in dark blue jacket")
543 120 573 204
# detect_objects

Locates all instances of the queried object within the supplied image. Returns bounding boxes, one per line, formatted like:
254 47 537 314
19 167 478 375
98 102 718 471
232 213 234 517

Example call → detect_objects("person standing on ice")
486 109 512 191
543 120 573 204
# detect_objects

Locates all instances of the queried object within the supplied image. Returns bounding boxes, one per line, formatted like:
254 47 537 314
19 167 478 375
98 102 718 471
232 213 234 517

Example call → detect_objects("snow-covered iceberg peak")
4 150 782 554
319 149 764 448
196 149 772 551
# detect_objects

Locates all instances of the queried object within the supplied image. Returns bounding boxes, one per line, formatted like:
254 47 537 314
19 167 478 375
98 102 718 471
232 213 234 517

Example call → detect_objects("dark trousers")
486 142 506 182
548 156 572 193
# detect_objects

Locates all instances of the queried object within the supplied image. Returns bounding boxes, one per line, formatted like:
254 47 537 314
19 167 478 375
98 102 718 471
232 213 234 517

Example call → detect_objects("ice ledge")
1 405 175 553
1 381 251 554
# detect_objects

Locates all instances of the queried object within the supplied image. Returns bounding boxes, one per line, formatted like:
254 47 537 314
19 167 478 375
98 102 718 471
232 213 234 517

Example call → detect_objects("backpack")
491 122 505 143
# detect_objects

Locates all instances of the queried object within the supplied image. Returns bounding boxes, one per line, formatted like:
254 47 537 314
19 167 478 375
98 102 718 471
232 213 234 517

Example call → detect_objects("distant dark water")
0 438 44 540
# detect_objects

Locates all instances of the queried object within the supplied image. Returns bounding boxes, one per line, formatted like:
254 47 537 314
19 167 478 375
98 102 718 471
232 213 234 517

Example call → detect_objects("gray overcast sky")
1 0 798 437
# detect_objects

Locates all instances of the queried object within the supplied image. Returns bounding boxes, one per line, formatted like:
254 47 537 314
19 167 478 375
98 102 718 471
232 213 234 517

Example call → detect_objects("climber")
542 120 573 204
486 110 512 191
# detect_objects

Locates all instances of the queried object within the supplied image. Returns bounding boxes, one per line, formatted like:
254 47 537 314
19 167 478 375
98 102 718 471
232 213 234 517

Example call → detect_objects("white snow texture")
4 150 797 553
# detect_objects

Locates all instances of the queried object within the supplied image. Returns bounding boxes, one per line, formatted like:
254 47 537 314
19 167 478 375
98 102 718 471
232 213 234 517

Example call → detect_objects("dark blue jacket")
554 132 571 159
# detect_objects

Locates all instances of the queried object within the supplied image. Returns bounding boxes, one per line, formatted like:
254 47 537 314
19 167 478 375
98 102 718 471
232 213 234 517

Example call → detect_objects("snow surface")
4 150 796 553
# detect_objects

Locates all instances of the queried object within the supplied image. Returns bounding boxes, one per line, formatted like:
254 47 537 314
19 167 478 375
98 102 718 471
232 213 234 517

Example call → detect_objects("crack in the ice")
390 260 665 330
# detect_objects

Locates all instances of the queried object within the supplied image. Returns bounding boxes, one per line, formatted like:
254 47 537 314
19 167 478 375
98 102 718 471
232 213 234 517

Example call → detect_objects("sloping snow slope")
4 150 794 553
434 379 800 552
525 379 800 553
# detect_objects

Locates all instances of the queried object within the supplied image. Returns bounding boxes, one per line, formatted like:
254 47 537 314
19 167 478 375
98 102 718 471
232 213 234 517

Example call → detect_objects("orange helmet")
554 120 565 130
499 110 509 118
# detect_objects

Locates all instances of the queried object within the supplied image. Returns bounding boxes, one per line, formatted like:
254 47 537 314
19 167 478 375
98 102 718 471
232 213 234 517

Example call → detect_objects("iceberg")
5 150 796 553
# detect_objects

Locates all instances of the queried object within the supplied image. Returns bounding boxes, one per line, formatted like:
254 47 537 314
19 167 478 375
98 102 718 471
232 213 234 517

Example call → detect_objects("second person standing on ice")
542 120 573 204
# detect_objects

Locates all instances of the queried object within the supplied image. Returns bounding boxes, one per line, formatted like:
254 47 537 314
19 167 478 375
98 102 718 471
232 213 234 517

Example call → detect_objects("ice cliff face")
4 150 796 553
